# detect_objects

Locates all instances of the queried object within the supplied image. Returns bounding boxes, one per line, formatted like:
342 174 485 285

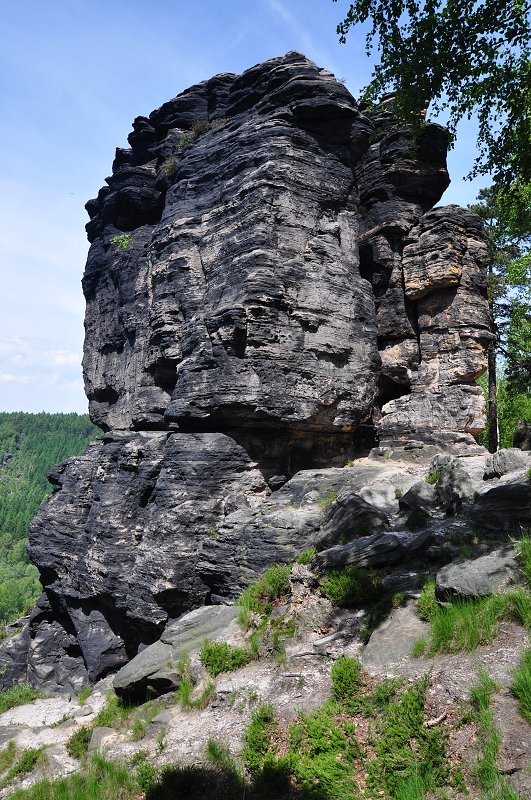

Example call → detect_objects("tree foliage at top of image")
333 0 531 230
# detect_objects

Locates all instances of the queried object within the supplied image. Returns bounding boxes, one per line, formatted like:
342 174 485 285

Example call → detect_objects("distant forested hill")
0 412 99 625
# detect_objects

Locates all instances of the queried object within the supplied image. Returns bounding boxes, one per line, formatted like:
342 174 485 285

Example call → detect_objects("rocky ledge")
0 52 507 693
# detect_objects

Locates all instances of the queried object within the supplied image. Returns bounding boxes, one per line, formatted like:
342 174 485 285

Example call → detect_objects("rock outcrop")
2 53 497 692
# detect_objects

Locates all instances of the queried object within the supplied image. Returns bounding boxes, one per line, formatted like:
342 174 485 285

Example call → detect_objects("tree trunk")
487 340 498 452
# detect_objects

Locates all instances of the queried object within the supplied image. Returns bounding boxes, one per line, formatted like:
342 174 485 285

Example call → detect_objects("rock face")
5 53 493 692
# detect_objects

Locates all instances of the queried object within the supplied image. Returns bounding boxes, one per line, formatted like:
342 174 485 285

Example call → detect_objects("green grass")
0 683 43 714
317 488 338 511
406 508 430 530
511 648 531 723
320 565 381 607
416 580 531 654
7 753 140 799
515 533 531 585
295 548 316 565
199 641 253 677
77 687 91 706
0 740 16 773
65 727 92 759
0 747 46 789
470 671 520 800
92 693 132 728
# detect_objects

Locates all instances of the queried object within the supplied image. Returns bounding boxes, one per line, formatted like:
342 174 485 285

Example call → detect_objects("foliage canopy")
334 0 531 227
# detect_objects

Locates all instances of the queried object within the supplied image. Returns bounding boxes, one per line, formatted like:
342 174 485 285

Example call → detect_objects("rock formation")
1 53 497 692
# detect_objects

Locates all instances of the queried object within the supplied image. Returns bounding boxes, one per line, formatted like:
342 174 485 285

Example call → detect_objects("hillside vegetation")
0 412 99 625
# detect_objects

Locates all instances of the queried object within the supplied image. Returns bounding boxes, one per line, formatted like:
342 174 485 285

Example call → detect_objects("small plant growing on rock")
179 132 194 151
237 563 291 627
77 686 91 706
192 118 210 136
160 156 178 177
425 468 441 485
110 233 132 250
317 488 338 510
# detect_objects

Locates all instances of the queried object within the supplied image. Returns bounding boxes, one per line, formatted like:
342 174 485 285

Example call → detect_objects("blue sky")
0 0 488 415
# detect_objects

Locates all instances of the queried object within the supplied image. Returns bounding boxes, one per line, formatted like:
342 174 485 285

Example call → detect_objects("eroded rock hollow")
11 53 492 690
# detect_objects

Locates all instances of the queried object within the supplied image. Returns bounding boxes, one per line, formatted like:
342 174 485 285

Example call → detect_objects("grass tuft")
511 647 531 723
199 641 252 677
320 565 381 607
66 726 92 759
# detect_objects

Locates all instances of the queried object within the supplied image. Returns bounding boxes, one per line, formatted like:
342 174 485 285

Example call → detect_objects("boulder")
436 546 520 599
399 480 437 516
484 448 530 479
470 484 531 531
432 454 476 514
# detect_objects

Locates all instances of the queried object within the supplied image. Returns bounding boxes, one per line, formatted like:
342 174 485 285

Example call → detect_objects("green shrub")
366 677 449 797
192 119 210 136
199 641 252 676
66 726 92 759
288 707 360 799
0 684 42 714
320 565 381 607
511 648 531 723
160 156 178 177
136 761 158 793
179 132 195 151
330 656 362 706
109 233 131 250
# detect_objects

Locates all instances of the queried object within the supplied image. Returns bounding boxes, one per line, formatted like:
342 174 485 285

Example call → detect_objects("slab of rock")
471 483 531 531
436 546 520 599
113 605 239 700
361 603 430 674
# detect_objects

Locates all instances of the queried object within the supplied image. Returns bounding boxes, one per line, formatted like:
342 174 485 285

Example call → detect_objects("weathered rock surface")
3 53 494 691
435 546 520 599
113 605 240 700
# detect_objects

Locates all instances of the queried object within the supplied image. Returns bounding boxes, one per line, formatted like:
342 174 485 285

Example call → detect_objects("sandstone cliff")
2 53 497 692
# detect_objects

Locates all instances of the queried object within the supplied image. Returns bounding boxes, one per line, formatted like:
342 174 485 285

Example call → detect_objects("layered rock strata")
4 53 493 691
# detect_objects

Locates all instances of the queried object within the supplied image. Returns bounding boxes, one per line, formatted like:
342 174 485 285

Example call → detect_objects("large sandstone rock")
436 546 520 599
9 53 491 691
